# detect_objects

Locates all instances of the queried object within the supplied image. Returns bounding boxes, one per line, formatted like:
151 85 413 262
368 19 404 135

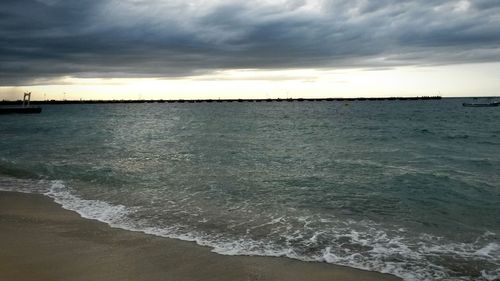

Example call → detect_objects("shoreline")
0 190 401 281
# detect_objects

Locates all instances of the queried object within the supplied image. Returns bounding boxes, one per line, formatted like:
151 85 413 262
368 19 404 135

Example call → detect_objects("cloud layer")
1 0 500 85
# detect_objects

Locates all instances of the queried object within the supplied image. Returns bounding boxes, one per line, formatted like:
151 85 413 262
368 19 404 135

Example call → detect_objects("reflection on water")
1 100 499 280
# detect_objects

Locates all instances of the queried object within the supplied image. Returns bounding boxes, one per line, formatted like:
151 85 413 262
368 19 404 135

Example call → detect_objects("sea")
0 99 499 281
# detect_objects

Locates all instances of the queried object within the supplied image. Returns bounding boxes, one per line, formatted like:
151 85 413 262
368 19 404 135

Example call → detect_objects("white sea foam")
4 179 498 281
481 269 500 281
474 243 500 258
44 180 133 228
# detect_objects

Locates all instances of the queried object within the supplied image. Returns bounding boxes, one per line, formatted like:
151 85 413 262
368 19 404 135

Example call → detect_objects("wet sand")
0 191 401 281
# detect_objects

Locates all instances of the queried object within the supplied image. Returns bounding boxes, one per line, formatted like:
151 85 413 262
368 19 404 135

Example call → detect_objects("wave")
45 181 132 225
0 158 44 180
21 180 495 281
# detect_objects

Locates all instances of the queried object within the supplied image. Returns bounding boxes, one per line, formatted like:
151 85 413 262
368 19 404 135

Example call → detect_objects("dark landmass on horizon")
1 96 444 105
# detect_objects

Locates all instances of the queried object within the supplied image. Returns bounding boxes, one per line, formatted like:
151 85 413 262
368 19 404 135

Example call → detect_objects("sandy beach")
0 191 400 281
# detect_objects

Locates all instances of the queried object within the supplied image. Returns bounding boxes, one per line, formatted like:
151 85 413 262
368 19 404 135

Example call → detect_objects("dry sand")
0 191 401 281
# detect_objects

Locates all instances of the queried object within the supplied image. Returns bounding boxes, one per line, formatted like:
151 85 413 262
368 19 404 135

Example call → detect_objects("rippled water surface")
1 100 499 280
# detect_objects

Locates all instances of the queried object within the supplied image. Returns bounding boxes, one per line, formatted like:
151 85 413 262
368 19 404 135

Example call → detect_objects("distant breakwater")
1 96 442 105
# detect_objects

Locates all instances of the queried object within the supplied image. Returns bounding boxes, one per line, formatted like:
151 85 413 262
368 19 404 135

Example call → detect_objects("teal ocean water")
1 100 499 280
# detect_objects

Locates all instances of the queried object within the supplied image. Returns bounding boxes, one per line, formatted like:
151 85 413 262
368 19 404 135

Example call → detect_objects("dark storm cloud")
1 0 500 85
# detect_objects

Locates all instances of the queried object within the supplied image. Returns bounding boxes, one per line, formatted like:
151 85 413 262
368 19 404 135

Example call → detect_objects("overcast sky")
1 0 500 99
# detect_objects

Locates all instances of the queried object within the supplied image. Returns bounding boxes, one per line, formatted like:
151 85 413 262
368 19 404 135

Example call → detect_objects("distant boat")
462 101 500 107
0 92 42 114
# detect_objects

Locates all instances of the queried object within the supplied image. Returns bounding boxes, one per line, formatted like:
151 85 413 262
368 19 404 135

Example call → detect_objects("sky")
1 0 500 100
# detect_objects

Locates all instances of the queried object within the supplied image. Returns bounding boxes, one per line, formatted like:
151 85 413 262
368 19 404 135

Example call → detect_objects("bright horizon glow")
1 62 499 101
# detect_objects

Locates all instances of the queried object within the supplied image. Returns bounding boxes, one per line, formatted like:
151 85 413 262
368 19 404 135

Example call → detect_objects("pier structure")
0 92 42 114
0 96 443 105
23 92 32 107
